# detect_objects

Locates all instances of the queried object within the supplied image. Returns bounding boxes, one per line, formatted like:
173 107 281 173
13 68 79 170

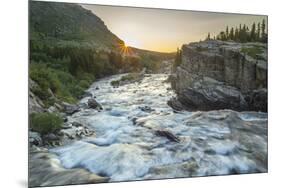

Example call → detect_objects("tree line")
206 19 267 43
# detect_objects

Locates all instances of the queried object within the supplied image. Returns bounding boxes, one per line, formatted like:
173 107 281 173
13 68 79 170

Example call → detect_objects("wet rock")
29 150 109 187
29 131 42 146
245 88 267 112
54 103 63 111
60 125 94 140
88 98 103 110
132 117 138 125
47 106 58 113
43 133 60 141
63 117 68 123
139 106 155 113
72 121 83 127
78 102 88 109
155 130 180 143
62 102 80 115
167 97 185 111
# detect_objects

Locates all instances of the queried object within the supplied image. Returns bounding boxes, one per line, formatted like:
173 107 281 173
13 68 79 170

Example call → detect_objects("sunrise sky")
82 4 266 52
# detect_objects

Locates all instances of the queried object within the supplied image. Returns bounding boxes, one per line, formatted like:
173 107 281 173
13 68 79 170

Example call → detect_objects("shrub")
30 113 63 134
110 80 120 86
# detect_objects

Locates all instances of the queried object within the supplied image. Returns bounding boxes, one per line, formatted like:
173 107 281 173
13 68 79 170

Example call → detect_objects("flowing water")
51 74 268 182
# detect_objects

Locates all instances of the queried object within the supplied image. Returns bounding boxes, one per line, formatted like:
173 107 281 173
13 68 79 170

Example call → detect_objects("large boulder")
87 98 103 110
175 75 248 111
62 102 80 115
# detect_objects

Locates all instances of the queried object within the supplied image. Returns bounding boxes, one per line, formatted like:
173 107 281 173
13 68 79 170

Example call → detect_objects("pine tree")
234 27 239 41
246 26 250 41
206 32 211 40
239 24 242 41
174 48 182 69
229 27 234 40
240 24 247 42
261 19 267 42
257 22 261 41
226 26 229 40
250 22 256 41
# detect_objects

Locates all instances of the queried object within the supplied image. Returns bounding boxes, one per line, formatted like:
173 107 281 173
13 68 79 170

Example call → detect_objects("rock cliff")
170 40 267 112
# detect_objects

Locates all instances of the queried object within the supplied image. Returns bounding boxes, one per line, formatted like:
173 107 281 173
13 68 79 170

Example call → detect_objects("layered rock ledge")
170 40 267 112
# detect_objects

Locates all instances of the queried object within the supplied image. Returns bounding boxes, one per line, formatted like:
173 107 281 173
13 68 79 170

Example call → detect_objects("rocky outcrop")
62 102 80 115
29 146 108 187
170 40 267 112
29 79 45 113
87 98 103 110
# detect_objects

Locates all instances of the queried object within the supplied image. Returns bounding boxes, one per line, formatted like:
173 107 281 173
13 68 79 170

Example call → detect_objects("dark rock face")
88 98 103 110
155 130 180 143
167 97 187 111
245 88 268 112
171 40 267 112
63 102 80 115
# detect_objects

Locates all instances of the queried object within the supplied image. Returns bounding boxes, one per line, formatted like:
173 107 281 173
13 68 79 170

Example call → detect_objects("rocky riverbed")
29 73 267 187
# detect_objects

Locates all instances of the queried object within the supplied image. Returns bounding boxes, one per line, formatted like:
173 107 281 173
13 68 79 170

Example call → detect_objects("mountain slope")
30 1 124 49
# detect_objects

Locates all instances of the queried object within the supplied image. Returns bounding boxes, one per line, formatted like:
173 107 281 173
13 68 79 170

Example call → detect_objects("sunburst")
117 42 134 56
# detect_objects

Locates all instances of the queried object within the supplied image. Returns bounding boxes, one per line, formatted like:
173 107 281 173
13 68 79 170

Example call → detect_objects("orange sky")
82 4 266 52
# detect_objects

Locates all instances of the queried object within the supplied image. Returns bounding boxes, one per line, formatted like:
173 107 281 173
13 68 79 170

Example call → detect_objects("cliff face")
170 40 267 112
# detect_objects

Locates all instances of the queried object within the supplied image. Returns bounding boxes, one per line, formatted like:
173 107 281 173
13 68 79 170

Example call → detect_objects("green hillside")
30 1 124 49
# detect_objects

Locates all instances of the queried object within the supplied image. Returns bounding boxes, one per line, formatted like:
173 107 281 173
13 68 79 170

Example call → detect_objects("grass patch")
241 46 264 60
30 112 63 135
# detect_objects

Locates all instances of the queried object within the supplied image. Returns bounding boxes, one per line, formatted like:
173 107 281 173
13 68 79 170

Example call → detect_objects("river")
50 73 267 182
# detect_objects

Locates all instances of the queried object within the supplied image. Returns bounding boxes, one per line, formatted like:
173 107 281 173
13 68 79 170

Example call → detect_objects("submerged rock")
139 106 155 113
155 130 180 143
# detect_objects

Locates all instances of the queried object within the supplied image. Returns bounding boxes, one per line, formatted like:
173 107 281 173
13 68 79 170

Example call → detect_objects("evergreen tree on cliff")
261 19 267 42
250 22 256 41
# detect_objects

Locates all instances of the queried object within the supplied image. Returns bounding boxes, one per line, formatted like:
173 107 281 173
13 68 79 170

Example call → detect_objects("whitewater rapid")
51 74 268 182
